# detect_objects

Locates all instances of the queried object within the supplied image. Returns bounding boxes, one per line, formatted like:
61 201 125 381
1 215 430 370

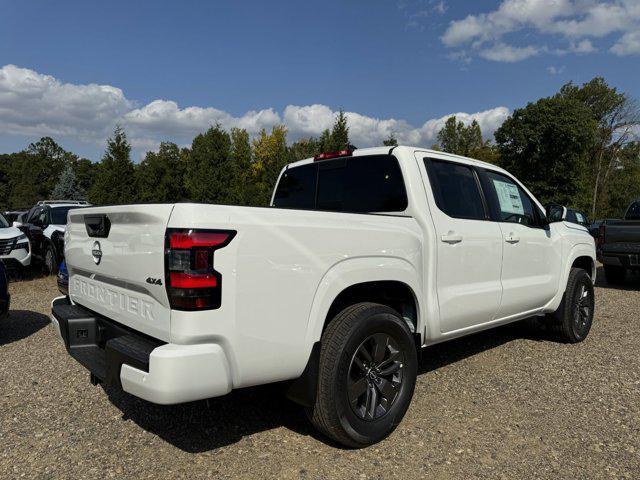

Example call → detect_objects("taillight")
165 229 235 310
313 149 352 161
598 224 605 246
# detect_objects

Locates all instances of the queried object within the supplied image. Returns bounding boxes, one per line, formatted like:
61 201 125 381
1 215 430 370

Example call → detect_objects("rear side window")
272 155 407 213
316 156 407 212
425 159 486 220
272 163 316 209
483 171 541 227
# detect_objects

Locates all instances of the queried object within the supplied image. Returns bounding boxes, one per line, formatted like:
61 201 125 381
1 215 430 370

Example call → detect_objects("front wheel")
308 302 417 448
549 268 595 343
43 245 58 275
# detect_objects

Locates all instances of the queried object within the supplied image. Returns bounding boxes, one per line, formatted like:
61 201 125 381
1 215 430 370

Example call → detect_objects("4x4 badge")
146 277 162 285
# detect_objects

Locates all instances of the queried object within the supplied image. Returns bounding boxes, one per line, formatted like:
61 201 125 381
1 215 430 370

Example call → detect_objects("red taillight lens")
165 229 235 310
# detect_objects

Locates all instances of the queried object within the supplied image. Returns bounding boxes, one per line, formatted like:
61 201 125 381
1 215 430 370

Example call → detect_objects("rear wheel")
603 265 626 284
308 302 417 448
549 268 594 343
43 245 58 275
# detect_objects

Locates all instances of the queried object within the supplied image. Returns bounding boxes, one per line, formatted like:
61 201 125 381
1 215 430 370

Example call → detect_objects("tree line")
0 77 638 219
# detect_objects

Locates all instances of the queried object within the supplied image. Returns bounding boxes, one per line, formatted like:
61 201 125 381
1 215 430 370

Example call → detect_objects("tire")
549 268 594 343
307 302 417 448
44 245 58 275
603 265 626 284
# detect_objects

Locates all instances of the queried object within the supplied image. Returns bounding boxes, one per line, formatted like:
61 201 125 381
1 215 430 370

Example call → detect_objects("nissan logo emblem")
91 241 102 265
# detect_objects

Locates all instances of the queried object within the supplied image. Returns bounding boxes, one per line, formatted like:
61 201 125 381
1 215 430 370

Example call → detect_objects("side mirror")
12 221 22 228
546 204 567 223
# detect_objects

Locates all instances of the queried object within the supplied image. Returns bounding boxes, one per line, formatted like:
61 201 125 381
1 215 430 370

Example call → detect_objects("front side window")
425 159 486 220
273 155 407 213
483 171 540 227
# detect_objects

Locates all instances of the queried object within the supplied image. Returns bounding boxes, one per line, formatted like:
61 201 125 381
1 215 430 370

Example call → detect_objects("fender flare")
546 242 596 312
304 256 423 349
288 256 422 407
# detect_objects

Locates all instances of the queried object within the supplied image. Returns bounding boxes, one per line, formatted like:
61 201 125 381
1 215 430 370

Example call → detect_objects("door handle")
441 232 463 244
505 233 520 244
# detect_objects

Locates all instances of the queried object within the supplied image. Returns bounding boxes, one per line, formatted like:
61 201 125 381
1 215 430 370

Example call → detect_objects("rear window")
626 202 640 220
272 155 407 213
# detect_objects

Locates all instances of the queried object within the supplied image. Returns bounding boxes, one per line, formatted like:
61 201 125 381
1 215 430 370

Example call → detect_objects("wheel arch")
304 257 423 349
287 257 422 407
545 243 596 313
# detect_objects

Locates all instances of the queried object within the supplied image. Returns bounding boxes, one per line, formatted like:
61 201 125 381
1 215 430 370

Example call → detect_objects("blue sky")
1 0 638 160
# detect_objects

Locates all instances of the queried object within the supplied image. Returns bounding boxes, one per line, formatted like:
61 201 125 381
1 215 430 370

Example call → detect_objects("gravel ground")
1 267 639 479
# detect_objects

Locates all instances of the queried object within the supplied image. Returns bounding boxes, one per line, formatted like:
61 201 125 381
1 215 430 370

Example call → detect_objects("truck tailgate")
65 205 174 342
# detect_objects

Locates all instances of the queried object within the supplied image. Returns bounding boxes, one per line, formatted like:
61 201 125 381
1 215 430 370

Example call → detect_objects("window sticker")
492 179 524 215
575 212 585 223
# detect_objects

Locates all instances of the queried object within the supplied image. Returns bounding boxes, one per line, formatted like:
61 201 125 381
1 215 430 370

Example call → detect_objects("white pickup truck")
51 146 596 447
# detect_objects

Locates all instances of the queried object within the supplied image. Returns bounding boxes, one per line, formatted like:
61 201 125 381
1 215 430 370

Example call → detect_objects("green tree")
71 158 96 196
136 142 186 202
494 96 596 206
0 137 76 208
88 126 136 205
597 142 640 218
251 125 289 206
184 125 233 203
329 109 350 151
435 117 499 164
51 164 85 200
230 128 252 205
437 117 484 156
288 137 321 161
382 133 398 147
558 77 640 217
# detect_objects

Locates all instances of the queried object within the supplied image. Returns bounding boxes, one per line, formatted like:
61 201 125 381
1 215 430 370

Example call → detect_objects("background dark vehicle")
0 261 10 318
18 201 89 275
596 199 640 283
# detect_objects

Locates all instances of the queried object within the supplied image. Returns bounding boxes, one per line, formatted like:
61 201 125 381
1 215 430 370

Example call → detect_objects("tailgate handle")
84 214 111 238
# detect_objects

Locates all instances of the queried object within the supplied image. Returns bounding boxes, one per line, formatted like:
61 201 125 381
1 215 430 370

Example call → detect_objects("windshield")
0 214 8 228
50 206 84 225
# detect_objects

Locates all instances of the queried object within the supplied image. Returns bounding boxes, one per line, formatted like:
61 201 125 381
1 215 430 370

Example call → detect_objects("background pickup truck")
51 146 596 448
596 199 640 283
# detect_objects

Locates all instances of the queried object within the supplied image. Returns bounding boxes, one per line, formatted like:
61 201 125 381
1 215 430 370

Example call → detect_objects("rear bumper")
599 252 640 269
50 296 232 404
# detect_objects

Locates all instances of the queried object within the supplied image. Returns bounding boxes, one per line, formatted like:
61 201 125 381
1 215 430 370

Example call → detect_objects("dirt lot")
1 268 639 479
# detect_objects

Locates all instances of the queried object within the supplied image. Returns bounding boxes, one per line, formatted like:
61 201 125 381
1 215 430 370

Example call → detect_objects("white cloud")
547 65 566 75
0 64 510 156
442 0 640 62
124 100 280 137
0 64 131 140
479 43 540 62
611 30 640 56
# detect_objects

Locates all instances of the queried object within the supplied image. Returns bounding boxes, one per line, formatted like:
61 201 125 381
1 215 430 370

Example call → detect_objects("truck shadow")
0 310 50 346
594 265 640 291
105 321 550 452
